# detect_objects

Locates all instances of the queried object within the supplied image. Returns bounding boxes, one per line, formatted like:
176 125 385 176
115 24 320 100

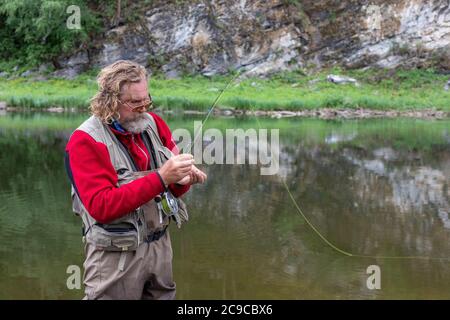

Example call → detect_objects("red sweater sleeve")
151 112 190 197
66 130 165 224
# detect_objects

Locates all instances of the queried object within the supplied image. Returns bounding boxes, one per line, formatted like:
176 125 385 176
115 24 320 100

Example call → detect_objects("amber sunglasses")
119 94 153 112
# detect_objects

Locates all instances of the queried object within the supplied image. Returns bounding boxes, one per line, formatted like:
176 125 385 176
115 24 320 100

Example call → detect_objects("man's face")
118 79 152 133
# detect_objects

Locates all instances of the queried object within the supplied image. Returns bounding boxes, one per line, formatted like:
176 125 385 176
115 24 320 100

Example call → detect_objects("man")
65 60 207 300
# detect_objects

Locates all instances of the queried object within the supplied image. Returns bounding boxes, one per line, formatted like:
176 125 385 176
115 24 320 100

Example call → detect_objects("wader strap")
118 251 127 272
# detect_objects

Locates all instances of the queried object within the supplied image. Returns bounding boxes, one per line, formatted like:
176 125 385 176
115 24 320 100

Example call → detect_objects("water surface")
0 112 449 299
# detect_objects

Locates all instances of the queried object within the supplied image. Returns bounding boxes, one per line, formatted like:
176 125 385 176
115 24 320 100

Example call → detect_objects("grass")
0 68 449 112
0 112 87 130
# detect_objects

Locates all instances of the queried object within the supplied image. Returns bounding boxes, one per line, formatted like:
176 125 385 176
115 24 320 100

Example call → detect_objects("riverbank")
1 112 449 151
0 68 449 117
1 105 448 119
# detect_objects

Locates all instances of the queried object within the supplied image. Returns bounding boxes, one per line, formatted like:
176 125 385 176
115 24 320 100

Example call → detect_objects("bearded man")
65 60 207 300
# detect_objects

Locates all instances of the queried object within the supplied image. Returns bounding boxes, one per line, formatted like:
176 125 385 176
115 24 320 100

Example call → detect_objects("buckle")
144 226 167 243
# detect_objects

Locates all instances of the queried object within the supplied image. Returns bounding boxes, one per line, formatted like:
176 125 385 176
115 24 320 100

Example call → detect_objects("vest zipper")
132 134 149 170
133 132 163 225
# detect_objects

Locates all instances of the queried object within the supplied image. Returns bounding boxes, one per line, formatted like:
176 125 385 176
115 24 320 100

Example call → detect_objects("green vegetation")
0 0 101 71
0 0 187 72
0 2 447 112
0 68 449 112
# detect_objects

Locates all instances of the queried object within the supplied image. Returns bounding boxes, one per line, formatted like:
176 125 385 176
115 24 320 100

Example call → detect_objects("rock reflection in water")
0 115 449 299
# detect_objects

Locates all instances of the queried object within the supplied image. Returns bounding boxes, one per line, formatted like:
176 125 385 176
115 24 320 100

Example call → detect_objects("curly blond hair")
90 60 147 123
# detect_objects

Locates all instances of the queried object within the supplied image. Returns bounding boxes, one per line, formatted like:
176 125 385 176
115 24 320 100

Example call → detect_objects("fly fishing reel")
160 191 179 216
155 191 181 227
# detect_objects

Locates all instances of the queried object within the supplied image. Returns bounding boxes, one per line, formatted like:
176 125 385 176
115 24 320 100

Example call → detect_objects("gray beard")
121 113 151 134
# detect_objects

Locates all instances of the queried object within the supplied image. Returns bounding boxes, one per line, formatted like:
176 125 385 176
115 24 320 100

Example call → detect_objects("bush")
0 0 100 71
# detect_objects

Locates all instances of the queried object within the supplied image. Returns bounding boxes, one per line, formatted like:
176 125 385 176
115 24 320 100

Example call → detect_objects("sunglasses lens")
130 100 152 111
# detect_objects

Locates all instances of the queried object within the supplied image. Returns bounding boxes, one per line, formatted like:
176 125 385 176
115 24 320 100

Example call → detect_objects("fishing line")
252 112 450 262
187 72 450 262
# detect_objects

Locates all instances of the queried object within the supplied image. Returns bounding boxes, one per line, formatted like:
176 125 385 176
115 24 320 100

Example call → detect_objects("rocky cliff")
57 0 450 78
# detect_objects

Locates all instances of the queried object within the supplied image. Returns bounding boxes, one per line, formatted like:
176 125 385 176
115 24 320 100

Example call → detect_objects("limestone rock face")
56 0 450 77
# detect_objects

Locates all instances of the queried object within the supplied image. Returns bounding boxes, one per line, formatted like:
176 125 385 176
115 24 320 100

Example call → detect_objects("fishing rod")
155 72 242 228
185 71 242 154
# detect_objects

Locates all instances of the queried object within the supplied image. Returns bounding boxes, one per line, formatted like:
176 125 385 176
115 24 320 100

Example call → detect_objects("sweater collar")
111 119 126 133
109 119 134 136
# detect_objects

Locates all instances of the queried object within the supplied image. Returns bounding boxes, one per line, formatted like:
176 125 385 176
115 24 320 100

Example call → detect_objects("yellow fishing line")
192 72 450 262
252 111 450 262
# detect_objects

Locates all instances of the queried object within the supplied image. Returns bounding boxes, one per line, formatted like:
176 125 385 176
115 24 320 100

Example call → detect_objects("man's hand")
177 165 207 185
158 154 194 186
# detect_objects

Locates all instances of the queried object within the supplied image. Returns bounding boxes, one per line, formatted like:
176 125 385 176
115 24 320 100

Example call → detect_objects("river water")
0 112 449 299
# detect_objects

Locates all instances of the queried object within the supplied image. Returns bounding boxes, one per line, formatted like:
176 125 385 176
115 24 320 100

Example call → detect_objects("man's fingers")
174 159 195 164
175 159 195 167
192 169 206 184
174 154 194 161
178 166 193 175
176 175 190 185
189 172 196 184
196 169 207 180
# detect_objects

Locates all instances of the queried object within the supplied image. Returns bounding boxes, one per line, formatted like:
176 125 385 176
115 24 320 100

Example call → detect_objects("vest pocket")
89 223 138 251
117 167 134 185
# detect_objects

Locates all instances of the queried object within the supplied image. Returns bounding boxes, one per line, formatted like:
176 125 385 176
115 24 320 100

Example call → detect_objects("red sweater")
65 112 190 224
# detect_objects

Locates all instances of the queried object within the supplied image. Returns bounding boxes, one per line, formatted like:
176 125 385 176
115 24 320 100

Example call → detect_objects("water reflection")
0 113 449 299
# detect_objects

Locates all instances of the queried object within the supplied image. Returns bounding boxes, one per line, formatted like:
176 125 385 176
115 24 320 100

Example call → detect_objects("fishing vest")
70 115 184 252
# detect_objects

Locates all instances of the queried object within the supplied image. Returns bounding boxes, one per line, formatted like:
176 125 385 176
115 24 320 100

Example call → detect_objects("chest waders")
70 115 188 252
